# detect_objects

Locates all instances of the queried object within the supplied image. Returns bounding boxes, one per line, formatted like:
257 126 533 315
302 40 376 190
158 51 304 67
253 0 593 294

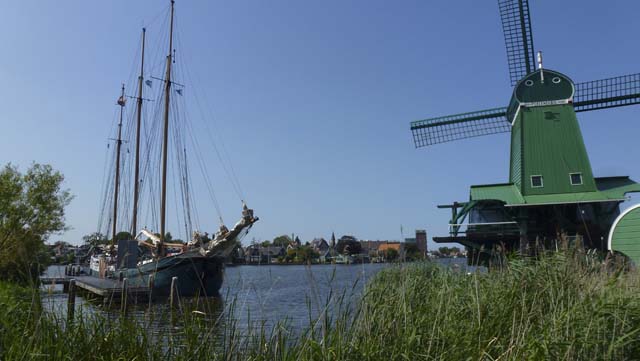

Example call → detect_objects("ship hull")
117 253 224 297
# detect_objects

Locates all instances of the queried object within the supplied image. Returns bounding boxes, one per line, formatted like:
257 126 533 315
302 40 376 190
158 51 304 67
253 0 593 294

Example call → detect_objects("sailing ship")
90 1 258 297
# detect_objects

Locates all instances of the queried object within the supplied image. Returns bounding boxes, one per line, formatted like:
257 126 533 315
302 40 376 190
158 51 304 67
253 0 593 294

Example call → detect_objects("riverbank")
2 252 640 360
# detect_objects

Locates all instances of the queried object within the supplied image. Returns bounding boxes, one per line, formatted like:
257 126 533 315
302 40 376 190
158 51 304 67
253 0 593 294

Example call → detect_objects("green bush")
0 163 72 283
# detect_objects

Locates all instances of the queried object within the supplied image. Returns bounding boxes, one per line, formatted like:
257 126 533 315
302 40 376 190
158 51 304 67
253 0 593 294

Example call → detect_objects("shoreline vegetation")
1 251 640 360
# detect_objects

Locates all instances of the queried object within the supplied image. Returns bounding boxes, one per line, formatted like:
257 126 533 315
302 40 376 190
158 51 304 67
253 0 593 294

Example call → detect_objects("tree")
272 235 292 247
284 245 318 263
404 243 422 261
438 247 451 256
82 232 108 247
297 245 319 263
260 240 272 247
385 248 399 261
336 236 361 255
52 240 72 248
284 248 297 262
0 163 72 283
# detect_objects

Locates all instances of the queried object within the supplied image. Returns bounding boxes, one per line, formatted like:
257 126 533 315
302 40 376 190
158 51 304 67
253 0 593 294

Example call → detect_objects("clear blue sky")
1 0 639 247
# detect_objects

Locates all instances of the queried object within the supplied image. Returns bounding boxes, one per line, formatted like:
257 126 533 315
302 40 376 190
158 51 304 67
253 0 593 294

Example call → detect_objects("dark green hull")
116 253 224 297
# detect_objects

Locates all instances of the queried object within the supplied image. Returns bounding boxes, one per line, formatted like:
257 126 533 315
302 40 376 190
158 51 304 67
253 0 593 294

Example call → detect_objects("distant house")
318 248 332 263
360 240 389 254
245 245 261 263
264 246 285 263
245 245 285 264
310 238 329 253
287 236 302 251
378 243 402 253
378 242 404 261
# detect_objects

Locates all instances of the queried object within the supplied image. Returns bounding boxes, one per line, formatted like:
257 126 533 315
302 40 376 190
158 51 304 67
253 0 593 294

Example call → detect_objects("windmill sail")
498 0 536 86
574 73 640 112
410 107 510 147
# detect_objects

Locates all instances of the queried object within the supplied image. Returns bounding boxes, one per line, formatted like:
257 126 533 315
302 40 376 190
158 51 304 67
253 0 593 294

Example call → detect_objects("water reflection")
42 260 471 335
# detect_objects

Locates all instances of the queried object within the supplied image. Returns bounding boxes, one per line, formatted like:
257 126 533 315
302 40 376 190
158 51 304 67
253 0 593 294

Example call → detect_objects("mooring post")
170 276 178 325
170 276 178 308
147 274 154 311
121 278 128 314
67 279 76 324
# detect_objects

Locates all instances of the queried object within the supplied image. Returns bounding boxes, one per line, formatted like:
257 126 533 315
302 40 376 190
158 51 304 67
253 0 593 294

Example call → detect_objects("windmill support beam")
512 203 529 255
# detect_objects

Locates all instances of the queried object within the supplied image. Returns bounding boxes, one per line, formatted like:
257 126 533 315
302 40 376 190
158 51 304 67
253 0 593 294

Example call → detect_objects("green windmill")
411 0 640 263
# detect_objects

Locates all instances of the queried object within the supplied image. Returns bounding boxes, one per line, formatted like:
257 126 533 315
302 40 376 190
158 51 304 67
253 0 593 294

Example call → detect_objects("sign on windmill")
410 0 640 264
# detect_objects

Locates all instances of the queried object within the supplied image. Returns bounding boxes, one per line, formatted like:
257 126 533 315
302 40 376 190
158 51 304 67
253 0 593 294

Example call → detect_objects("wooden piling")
67 279 76 323
170 276 178 325
121 278 128 314
170 276 177 308
147 274 155 311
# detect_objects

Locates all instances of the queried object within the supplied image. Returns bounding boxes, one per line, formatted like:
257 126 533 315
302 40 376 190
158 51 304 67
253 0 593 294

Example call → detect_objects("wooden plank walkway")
40 275 150 299
40 277 69 285
76 276 149 298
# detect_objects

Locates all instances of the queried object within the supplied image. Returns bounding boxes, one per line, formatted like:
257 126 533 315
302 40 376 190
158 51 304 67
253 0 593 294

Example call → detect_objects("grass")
1 251 640 360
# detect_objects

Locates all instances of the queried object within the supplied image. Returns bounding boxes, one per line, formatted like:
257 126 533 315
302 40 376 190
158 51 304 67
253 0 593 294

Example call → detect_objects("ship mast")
132 28 146 235
112 84 126 247
159 0 175 257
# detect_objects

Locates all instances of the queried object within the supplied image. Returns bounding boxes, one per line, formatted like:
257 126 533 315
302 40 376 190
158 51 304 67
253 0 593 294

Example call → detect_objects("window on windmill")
531 175 544 188
570 173 583 186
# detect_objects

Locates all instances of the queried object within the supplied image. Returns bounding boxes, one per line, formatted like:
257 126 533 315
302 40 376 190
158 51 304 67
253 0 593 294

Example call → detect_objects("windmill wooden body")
410 0 640 263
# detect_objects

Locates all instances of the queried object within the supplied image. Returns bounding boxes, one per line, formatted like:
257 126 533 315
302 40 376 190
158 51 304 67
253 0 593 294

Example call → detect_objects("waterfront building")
310 238 329 253
404 230 428 259
245 245 285 264
378 242 404 261
416 230 428 257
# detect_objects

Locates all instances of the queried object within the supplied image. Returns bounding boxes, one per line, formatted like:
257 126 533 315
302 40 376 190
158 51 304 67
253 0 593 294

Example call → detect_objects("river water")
42 259 470 333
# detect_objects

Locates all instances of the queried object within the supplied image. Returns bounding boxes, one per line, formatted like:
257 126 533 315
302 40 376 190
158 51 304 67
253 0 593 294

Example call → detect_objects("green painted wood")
596 177 640 199
521 192 614 206
514 70 574 104
470 183 524 204
512 104 597 196
509 119 523 189
609 205 640 266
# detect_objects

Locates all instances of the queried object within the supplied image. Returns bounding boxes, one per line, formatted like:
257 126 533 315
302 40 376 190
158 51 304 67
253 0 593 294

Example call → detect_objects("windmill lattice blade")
410 107 510 147
574 73 640 112
498 0 536 86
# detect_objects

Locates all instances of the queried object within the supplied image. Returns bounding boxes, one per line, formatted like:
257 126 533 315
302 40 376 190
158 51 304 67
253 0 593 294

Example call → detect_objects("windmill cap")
513 69 575 104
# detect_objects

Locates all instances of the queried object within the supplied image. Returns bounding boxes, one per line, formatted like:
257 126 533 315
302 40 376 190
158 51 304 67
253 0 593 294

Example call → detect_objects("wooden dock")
41 275 150 300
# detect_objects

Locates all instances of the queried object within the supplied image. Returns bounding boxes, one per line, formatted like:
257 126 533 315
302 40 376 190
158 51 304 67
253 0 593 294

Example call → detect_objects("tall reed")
1 251 639 360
